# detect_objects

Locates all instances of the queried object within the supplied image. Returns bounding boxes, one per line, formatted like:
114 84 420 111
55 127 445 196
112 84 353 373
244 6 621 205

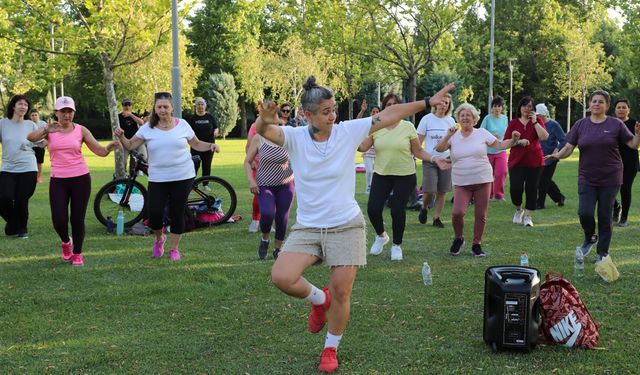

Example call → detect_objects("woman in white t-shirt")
256 76 455 372
115 92 220 261
416 93 455 228
435 103 520 257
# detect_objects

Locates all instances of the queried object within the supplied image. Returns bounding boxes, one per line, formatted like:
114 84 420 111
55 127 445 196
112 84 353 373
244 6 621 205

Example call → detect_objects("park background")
2 0 640 373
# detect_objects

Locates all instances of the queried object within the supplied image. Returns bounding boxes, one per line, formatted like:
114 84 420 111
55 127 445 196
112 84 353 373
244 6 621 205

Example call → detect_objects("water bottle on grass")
116 210 124 236
574 246 585 276
520 251 529 267
422 262 432 286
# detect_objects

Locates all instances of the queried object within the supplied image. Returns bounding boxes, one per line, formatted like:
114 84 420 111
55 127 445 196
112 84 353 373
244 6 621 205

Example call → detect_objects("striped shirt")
256 137 293 186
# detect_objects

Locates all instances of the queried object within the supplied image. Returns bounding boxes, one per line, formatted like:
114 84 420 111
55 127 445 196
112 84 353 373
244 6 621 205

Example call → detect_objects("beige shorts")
282 213 367 267
422 161 452 193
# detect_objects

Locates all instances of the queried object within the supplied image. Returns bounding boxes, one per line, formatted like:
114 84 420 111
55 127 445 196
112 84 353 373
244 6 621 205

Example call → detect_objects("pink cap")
54 96 76 111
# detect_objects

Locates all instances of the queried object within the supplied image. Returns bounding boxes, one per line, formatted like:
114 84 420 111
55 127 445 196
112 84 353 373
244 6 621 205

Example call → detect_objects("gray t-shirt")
0 118 38 172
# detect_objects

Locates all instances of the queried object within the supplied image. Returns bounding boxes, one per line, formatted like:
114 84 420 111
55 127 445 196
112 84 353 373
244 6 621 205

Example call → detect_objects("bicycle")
93 150 237 228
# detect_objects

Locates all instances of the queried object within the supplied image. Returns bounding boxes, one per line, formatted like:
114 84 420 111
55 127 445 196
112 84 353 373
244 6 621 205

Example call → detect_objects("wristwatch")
424 96 432 108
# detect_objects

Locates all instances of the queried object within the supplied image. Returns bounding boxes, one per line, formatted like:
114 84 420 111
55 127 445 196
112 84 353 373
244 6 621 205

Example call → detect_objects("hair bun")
302 76 318 91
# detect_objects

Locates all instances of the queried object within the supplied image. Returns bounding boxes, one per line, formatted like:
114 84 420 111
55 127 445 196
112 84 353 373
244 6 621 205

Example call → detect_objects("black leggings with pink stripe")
49 173 91 254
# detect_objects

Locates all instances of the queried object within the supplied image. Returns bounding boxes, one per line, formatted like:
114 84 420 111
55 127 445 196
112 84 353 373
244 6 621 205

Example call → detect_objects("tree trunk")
239 95 247 138
101 53 126 179
348 96 353 120
408 73 417 124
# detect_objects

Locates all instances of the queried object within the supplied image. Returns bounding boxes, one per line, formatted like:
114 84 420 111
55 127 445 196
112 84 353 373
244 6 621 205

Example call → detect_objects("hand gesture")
360 98 368 112
446 125 458 137
46 118 63 133
107 140 122 151
429 82 456 108
259 101 280 125
114 127 124 138
435 157 452 171
511 131 521 142
529 112 537 123
249 180 259 195
212 144 221 153
519 139 530 147
544 153 559 161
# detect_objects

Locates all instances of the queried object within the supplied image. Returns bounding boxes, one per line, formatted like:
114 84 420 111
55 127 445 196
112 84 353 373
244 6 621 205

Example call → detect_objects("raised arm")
435 126 457 152
256 103 285 146
370 83 455 134
489 131 521 150
626 121 640 149
114 127 145 151
534 119 549 141
356 99 367 119
82 126 120 157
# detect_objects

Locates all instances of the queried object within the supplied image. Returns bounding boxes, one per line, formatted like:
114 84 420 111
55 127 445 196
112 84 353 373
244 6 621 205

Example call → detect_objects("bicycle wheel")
94 179 148 227
188 176 237 225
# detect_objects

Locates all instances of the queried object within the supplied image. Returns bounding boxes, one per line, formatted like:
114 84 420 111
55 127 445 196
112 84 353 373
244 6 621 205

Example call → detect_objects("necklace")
309 126 331 158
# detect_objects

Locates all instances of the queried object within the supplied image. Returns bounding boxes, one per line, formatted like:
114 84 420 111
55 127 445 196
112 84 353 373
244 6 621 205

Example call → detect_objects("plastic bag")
595 255 619 283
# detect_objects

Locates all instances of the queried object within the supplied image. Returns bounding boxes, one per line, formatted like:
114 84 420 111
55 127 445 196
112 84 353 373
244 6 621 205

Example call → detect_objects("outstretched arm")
114 127 145 151
369 83 455 134
82 127 120 157
489 131 521 150
545 142 576 161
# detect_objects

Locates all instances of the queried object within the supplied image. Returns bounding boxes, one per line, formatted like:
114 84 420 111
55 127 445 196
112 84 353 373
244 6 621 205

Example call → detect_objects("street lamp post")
508 58 516 120
488 0 495 112
171 0 182 118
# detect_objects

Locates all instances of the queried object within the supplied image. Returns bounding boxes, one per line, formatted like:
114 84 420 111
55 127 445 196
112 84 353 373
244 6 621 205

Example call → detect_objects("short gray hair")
454 103 480 123
300 76 333 114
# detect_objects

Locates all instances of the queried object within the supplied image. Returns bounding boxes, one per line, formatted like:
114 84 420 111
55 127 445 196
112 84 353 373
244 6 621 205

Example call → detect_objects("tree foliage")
205 73 238 138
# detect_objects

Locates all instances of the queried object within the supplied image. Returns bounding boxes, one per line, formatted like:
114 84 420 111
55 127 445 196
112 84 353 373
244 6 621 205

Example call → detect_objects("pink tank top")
47 124 90 178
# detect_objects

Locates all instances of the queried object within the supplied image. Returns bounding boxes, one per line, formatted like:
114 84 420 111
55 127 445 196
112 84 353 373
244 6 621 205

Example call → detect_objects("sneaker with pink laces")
169 248 181 261
318 347 338 373
308 288 331 333
61 240 73 262
71 253 84 266
152 235 166 258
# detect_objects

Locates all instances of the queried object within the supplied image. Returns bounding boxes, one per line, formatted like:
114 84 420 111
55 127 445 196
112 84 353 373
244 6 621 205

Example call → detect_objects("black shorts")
33 147 45 164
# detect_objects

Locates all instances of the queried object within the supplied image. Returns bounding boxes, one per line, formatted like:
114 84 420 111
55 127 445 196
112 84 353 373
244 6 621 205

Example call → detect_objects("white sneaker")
248 220 259 233
523 215 533 227
370 233 389 255
513 209 524 224
390 244 403 261
204 185 212 192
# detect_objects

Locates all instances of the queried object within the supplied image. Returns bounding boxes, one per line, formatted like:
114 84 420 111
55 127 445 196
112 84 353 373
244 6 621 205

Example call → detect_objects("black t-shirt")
118 112 141 139
619 118 639 170
188 113 218 143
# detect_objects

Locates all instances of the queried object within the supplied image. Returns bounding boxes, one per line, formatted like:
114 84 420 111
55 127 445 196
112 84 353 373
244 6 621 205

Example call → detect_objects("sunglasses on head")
154 92 172 100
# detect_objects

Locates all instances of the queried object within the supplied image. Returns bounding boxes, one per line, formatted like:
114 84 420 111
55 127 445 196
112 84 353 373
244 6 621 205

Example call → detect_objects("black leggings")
616 164 637 221
367 173 417 245
509 167 542 211
147 178 194 234
0 171 37 234
191 149 213 178
50 174 91 254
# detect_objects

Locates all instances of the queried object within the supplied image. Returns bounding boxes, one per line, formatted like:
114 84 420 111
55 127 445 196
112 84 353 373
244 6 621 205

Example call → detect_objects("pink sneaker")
318 347 338 373
152 235 166 258
71 253 84 266
61 240 73 262
308 288 331 333
169 248 181 261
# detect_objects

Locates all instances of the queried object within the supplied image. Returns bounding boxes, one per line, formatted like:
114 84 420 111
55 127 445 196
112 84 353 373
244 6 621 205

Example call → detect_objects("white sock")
324 332 342 349
305 285 326 305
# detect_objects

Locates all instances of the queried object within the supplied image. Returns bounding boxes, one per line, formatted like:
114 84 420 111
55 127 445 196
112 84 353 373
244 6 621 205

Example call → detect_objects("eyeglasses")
123 103 132 107
154 92 172 99
281 109 291 113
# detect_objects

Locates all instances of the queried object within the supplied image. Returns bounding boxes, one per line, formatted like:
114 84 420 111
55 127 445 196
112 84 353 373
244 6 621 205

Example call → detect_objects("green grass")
1 140 639 374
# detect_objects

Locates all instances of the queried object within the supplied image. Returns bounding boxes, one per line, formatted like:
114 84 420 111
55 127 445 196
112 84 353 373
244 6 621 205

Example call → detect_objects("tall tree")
1 0 178 177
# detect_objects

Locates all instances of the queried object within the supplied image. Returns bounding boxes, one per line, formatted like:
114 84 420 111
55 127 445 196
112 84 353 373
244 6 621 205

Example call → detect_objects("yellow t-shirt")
372 120 418 176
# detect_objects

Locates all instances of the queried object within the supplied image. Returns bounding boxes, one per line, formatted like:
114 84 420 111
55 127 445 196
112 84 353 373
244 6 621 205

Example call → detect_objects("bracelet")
424 96 432 108
430 155 436 163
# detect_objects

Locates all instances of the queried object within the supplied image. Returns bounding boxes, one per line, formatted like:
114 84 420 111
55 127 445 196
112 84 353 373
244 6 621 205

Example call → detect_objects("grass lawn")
1 139 639 374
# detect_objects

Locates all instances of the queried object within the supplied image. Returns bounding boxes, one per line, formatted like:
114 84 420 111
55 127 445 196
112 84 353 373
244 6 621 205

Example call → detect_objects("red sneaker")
308 288 331 333
318 347 338 373
71 253 84 266
61 240 73 262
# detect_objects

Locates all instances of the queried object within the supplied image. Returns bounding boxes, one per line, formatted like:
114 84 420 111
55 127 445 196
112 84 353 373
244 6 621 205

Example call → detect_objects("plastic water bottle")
422 262 433 286
116 210 124 236
106 216 115 233
574 246 585 276
520 251 529 267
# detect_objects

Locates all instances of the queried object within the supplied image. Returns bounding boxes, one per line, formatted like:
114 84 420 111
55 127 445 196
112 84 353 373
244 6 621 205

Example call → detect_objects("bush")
205 73 239 138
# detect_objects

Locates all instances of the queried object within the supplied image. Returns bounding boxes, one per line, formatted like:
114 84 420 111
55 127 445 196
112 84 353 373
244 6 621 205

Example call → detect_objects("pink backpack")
538 272 599 348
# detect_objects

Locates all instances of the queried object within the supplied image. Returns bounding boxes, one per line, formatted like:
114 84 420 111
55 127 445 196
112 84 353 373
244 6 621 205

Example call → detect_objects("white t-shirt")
282 117 372 227
135 119 196 182
416 113 455 158
448 128 497 186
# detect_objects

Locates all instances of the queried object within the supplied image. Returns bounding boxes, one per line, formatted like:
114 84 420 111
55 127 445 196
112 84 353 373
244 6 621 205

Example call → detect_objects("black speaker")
483 266 541 353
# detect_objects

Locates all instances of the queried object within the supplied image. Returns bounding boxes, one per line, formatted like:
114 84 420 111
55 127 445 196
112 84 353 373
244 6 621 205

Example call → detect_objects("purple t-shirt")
565 116 634 186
